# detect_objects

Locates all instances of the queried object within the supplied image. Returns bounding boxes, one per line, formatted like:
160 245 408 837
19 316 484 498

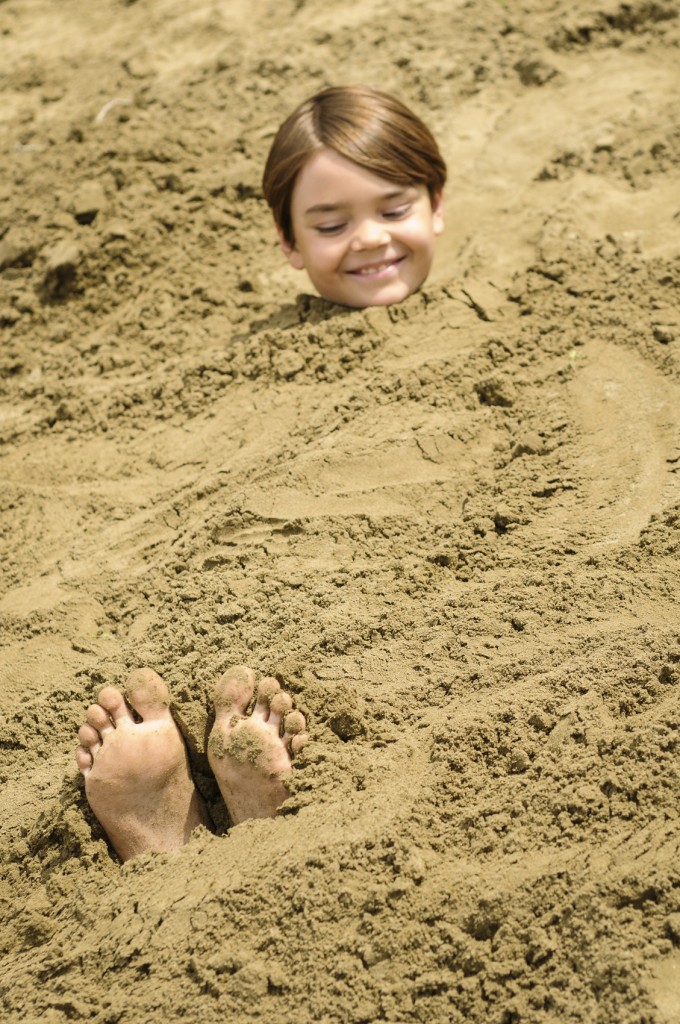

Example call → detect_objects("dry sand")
1 0 680 1021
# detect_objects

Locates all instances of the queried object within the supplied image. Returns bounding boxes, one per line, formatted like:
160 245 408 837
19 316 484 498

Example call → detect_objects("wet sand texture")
1 0 680 1021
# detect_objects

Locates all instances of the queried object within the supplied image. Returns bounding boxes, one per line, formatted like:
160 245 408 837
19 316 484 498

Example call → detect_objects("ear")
276 224 305 271
432 191 444 236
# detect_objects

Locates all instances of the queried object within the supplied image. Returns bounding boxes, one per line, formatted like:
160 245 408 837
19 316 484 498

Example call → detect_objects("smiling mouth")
347 256 406 277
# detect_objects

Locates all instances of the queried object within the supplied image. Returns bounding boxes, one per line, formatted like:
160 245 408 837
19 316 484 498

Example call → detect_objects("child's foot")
207 665 308 824
75 668 210 862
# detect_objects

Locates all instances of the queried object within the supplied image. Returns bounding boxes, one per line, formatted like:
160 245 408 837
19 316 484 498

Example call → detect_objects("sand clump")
1 0 680 1022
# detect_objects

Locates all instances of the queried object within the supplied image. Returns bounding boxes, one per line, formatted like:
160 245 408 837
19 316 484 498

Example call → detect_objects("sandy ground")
1 0 680 1021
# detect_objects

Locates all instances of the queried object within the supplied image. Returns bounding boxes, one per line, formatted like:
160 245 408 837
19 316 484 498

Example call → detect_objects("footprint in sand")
76 666 307 862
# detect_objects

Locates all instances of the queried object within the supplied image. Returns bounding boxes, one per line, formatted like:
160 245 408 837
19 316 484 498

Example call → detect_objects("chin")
316 279 422 309
349 283 419 308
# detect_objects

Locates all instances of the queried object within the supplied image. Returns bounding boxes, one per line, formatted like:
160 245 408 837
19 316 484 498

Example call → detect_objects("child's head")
262 86 447 308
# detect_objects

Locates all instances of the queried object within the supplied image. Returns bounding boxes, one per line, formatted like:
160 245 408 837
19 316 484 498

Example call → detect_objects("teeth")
357 262 393 275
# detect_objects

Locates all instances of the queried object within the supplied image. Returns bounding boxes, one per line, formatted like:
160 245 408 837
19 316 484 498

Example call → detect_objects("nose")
349 218 391 252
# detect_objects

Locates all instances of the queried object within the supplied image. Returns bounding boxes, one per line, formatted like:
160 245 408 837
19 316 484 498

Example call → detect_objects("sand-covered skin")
1 0 680 1021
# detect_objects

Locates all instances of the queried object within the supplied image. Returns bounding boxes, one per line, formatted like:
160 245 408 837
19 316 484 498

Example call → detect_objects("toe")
253 676 280 722
76 720 102 777
75 744 93 775
290 731 309 756
123 668 172 723
283 709 306 735
283 710 307 756
268 690 293 732
86 702 114 736
78 722 102 750
97 686 135 726
214 665 256 718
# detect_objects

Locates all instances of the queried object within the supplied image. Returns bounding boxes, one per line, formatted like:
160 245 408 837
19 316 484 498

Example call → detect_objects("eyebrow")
304 202 347 215
303 188 411 217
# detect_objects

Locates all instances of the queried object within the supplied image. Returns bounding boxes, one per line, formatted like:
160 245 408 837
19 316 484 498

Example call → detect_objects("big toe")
122 667 172 722
214 665 256 719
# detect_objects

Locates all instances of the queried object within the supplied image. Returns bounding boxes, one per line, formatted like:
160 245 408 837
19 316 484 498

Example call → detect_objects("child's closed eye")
383 203 412 220
315 223 346 235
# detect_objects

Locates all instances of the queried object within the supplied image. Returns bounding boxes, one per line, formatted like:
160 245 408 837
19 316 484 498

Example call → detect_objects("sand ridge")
1 0 680 1021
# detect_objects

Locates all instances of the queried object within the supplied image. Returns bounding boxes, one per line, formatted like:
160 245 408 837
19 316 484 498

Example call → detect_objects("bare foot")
207 666 308 825
75 668 210 862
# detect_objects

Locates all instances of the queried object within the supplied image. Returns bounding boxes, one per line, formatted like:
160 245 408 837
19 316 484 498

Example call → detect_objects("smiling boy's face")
278 149 444 308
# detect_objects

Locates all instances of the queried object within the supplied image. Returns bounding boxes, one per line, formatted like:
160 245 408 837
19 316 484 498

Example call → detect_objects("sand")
1 0 680 1020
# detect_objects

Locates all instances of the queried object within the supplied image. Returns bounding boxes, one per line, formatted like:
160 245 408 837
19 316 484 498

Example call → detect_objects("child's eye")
383 204 412 220
315 223 346 235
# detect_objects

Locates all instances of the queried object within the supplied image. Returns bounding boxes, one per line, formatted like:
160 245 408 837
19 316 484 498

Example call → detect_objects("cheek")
398 216 433 245
310 239 344 271
403 227 435 259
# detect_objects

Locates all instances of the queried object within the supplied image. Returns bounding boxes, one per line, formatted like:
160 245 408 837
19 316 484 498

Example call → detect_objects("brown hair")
262 85 447 246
